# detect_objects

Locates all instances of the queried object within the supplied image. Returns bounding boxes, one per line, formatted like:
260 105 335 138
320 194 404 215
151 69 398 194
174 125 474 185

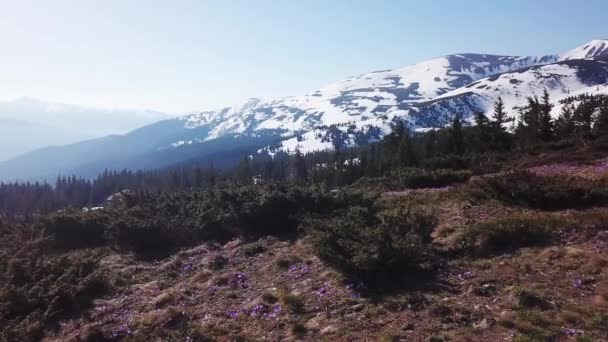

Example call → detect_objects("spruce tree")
489 97 512 150
555 105 575 140
594 104 608 137
448 114 465 155
473 112 490 153
290 149 308 182
538 90 554 141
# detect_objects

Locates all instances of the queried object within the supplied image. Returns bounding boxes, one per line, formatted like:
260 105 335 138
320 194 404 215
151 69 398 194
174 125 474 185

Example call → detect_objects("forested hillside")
1 93 608 340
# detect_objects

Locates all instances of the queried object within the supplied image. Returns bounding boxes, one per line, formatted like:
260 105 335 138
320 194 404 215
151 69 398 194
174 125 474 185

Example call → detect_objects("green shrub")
39 211 108 250
517 289 553 310
311 205 436 281
390 168 472 189
0 241 112 340
457 216 560 255
472 171 608 210
352 168 472 191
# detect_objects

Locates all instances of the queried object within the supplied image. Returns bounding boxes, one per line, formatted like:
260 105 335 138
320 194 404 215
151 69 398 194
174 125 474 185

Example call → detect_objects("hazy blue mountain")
0 97 171 161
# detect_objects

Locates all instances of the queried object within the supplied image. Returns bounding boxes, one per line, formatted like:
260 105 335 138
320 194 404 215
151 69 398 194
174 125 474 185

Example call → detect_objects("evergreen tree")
538 90 554 141
594 103 608 137
290 149 308 182
491 97 508 128
489 97 513 150
448 114 465 155
515 96 541 147
235 156 251 185
397 125 416 166
423 129 438 158
555 105 575 140
473 112 491 152
573 99 595 142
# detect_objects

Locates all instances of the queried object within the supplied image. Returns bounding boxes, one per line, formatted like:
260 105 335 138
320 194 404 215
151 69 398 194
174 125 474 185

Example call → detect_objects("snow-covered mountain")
0 98 171 161
411 55 608 126
1 40 607 181
171 40 608 154
559 39 608 61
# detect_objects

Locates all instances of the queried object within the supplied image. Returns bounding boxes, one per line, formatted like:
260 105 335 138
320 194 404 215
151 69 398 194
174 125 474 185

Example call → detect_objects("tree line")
2 92 608 216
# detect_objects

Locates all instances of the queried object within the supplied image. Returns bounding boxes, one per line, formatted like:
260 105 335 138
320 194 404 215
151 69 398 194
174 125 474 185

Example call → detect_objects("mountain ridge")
1 40 607 181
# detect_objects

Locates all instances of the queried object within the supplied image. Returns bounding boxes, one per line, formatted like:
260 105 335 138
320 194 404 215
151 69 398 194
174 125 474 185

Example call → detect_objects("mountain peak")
560 39 608 61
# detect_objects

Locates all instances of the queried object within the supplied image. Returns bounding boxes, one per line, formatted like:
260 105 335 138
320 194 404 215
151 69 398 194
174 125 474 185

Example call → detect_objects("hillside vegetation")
1 94 608 341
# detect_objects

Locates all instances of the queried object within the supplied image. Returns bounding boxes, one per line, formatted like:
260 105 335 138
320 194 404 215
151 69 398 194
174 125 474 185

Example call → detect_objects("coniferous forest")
2 93 608 217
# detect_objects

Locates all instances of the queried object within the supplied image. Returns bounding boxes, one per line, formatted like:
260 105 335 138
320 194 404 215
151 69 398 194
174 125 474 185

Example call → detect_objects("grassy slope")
5 156 608 342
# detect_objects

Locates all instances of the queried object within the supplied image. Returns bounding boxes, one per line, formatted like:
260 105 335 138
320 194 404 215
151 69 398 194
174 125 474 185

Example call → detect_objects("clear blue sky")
0 0 606 114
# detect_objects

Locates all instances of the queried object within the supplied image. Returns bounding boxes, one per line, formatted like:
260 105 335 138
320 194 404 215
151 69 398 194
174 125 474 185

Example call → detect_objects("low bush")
390 168 472 189
421 153 504 175
471 171 608 210
38 211 108 250
33 184 376 258
352 168 472 191
311 205 436 281
457 216 560 255
0 234 112 340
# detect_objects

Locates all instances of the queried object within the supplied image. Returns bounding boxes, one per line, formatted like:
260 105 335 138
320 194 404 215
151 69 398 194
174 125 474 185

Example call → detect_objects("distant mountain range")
0 97 170 161
1 40 607 181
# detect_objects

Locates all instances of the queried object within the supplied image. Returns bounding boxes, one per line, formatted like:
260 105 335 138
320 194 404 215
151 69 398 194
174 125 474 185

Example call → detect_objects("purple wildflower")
111 324 132 338
287 264 310 279
458 271 476 280
315 282 332 297
269 304 282 318
563 327 582 336
247 303 269 317
227 310 239 319
229 272 250 289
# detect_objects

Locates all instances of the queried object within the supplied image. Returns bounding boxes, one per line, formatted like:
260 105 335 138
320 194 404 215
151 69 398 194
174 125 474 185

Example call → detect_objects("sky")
0 0 606 114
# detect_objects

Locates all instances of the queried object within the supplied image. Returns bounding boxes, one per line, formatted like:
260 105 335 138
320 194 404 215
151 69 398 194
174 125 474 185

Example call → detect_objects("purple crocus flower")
227 310 239 319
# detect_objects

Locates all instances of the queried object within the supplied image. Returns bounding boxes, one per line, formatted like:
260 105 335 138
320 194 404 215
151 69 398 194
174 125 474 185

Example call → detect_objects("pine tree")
555 105 575 140
491 97 508 128
473 112 490 152
290 149 308 182
448 114 465 155
594 103 608 137
573 99 595 142
538 90 554 141
516 96 541 147
397 125 416 166
489 97 513 150
235 156 251 184
424 129 438 158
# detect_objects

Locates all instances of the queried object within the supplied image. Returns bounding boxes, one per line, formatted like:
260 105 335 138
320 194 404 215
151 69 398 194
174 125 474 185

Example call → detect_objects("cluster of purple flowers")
563 327 583 337
287 264 310 279
458 271 476 281
227 310 239 319
229 272 250 289
111 324 132 338
573 275 595 290
181 263 195 275
227 304 283 320
315 282 332 297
